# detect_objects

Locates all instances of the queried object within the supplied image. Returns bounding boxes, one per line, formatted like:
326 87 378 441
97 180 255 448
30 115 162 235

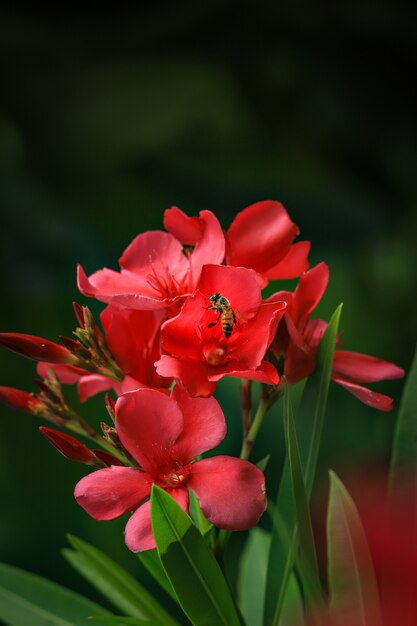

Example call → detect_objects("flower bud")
0 333 76 364
104 393 116 421
93 448 124 467
39 427 102 466
72 301 85 328
0 386 43 414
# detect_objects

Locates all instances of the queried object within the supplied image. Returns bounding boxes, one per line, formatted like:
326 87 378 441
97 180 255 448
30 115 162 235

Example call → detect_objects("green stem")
216 387 270 556
241 379 252 438
240 395 269 461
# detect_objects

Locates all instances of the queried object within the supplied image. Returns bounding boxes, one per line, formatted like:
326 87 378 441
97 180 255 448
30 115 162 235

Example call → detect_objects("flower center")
203 345 227 366
146 261 190 303
154 461 192 489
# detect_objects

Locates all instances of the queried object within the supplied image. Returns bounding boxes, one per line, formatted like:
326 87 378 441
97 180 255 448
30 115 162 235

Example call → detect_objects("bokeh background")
0 1 416 613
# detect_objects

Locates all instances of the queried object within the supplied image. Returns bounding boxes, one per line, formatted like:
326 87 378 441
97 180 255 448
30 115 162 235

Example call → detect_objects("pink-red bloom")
38 305 171 402
155 264 287 396
78 209 225 313
225 200 310 283
75 386 266 552
269 263 404 410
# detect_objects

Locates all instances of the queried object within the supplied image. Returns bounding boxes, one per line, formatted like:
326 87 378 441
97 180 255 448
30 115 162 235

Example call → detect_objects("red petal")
209 360 279 386
78 265 167 310
284 341 316 384
171 385 226 460
188 211 225 285
0 333 74 364
264 241 311 280
198 264 262 318
164 206 202 244
78 375 115 402
39 426 97 464
125 487 189 553
101 305 166 385
226 200 299 274
74 466 151 520
333 351 405 384
155 355 216 397
189 456 266 530
37 362 86 384
292 262 329 328
115 389 184 472
332 375 395 411
0 386 42 414
159 293 205 359
119 230 187 277
230 300 287 368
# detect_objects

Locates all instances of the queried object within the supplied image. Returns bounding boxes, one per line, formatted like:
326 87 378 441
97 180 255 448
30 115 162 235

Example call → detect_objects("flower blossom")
269 262 404 410
155 264 287 396
75 385 266 552
78 209 225 314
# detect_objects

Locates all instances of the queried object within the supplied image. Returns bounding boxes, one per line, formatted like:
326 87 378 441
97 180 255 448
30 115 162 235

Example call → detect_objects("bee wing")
234 308 248 325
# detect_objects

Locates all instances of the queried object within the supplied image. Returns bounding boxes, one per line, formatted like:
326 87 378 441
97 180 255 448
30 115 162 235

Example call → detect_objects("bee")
206 292 237 338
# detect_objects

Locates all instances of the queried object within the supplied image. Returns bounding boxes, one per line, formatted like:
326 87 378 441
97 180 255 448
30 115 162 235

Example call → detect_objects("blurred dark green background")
0 2 416 610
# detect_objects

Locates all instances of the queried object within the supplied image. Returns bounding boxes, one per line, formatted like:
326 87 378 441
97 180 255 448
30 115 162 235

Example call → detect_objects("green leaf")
264 304 342 626
279 575 304 626
327 471 382 626
90 617 160 625
136 549 177 602
150 485 242 626
189 489 213 536
388 342 417 493
256 454 271 472
0 562 110 626
283 384 320 595
237 527 270 626
64 536 179 626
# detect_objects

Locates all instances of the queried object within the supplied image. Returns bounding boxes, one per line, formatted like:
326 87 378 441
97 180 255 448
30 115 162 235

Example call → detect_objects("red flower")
74 386 266 552
225 200 310 283
155 264 287 397
269 263 404 410
77 209 225 313
38 305 171 402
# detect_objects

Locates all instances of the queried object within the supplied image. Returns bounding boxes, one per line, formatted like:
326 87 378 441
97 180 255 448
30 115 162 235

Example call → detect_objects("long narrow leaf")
150 485 242 626
136 549 177 602
264 304 342 626
284 384 320 595
90 617 161 625
0 562 110 626
64 536 179 626
237 527 270 626
388 343 417 494
327 471 382 626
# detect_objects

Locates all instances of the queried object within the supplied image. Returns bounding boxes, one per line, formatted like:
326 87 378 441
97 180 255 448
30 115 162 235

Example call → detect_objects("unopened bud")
0 333 76 364
104 393 116 421
93 448 124 467
0 386 43 415
39 426 102 466
72 302 85 328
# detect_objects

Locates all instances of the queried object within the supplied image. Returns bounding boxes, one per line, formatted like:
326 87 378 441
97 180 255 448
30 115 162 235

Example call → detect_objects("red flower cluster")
0 200 404 552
